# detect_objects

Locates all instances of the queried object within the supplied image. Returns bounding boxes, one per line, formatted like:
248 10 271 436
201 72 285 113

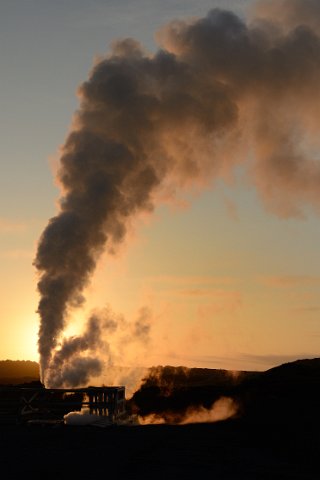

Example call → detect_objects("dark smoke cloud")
35 0 320 384
46 312 105 388
51 357 103 389
132 307 152 342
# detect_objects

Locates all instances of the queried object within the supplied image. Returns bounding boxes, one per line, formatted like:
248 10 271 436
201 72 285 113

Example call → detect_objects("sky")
0 0 319 372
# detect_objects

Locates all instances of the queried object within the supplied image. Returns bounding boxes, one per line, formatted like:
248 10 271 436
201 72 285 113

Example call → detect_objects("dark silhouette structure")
0 386 125 424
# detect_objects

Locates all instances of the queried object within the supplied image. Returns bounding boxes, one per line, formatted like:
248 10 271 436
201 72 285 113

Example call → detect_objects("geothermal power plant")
0 385 126 425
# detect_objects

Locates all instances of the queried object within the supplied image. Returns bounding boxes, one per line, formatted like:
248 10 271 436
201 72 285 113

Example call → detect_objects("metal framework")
0 386 126 424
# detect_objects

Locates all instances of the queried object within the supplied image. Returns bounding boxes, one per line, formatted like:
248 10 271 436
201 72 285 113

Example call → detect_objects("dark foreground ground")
0 417 319 479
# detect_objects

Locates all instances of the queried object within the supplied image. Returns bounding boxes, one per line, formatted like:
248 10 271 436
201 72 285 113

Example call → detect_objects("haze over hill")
0 360 39 385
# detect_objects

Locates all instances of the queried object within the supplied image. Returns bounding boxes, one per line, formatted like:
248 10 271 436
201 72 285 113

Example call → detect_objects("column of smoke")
35 0 320 387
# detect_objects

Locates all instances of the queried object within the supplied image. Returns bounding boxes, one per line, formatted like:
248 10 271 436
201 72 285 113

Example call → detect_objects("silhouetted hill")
0 360 39 385
265 357 320 381
237 357 320 423
131 358 320 424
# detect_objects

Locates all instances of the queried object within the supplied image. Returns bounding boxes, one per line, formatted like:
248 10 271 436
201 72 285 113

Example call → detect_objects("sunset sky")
0 0 319 373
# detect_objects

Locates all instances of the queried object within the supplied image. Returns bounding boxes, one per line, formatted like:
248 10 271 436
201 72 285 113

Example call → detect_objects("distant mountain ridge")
0 360 39 384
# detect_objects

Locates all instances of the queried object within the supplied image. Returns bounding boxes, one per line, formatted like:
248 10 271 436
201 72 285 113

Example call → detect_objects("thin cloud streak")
178 288 238 297
0 218 27 234
292 306 320 314
0 249 34 260
238 353 320 368
186 353 319 370
146 275 238 286
261 275 320 288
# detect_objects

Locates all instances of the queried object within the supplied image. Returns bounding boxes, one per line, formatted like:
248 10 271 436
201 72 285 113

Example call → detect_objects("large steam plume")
35 0 320 385
43 306 152 388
